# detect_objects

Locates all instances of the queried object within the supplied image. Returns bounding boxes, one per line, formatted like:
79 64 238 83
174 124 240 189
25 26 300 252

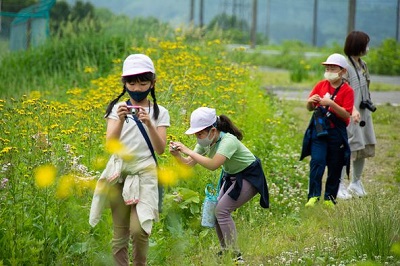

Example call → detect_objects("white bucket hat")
185 107 217 135
322 53 348 69
122 54 155 77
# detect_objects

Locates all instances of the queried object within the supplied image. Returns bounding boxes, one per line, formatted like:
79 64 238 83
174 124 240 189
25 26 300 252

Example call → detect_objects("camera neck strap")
348 56 370 102
324 82 343 110
332 82 343 99
126 100 157 166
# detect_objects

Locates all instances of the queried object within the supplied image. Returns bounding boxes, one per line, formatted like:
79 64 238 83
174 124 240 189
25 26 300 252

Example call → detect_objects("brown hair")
344 31 370 57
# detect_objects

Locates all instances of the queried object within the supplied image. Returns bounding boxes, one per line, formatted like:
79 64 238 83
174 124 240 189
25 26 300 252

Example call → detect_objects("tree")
49 0 97 37
2 0 37 13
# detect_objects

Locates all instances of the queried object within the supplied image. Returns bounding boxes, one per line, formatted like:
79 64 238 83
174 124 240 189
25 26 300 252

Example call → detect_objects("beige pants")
109 183 149 266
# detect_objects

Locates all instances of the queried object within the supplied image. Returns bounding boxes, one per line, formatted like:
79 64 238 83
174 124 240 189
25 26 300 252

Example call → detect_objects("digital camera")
359 99 377 112
127 105 140 116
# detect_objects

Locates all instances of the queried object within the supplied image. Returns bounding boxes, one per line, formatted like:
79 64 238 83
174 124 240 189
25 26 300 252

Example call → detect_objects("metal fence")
0 0 55 51
209 0 400 46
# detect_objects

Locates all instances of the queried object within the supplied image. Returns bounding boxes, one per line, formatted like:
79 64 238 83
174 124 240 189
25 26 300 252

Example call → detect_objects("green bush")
368 38 400 75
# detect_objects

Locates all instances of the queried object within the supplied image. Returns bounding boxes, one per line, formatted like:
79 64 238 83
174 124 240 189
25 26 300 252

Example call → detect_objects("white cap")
322 53 348 69
122 54 155 76
185 107 217 134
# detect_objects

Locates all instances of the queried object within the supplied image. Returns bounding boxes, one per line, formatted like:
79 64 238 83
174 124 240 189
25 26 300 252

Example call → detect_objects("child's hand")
169 141 190 156
169 141 181 156
308 94 321 104
351 108 361 123
117 104 131 121
319 97 333 107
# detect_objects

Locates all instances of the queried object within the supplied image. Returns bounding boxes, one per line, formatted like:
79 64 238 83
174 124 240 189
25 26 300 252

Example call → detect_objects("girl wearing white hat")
300 53 354 207
90 54 170 266
170 107 269 263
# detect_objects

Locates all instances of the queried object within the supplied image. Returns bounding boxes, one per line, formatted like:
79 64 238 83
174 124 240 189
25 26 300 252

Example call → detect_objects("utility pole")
199 0 204 27
190 0 195 24
347 0 356 34
397 0 400 42
266 0 270 43
312 0 318 46
250 0 257 48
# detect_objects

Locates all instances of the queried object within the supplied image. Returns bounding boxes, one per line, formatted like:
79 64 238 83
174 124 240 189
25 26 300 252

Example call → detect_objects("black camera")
359 99 377 112
313 107 329 138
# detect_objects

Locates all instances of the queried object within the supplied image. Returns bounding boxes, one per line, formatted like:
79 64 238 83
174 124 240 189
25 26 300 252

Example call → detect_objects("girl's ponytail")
105 87 126 118
150 86 160 120
216 115 243 140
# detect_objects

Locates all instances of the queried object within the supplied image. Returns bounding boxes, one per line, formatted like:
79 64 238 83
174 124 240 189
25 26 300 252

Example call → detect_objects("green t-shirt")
194 132 255 174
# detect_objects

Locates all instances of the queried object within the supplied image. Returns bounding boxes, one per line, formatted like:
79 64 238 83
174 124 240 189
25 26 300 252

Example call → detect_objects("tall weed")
336 195 400 260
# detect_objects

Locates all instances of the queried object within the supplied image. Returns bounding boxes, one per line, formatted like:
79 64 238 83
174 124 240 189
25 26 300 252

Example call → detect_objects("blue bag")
201 170 223 227
201 184 218 227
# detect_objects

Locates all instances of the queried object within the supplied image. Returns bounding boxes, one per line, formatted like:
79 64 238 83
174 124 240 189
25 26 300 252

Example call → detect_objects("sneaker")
336 182 352 200
323 200 335 208
233 252 245 264
348 180 367 197
305 196 319 207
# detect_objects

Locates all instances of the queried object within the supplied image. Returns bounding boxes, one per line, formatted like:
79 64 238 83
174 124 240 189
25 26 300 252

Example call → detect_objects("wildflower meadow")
1 23 399 265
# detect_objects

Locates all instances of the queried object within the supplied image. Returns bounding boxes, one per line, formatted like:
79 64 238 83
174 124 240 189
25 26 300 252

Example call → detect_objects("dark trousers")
308 127 345 200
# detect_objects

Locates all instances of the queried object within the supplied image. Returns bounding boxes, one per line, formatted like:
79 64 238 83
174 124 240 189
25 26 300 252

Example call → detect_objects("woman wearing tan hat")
169 107 269 263
300 53 354 207
89 54 170 266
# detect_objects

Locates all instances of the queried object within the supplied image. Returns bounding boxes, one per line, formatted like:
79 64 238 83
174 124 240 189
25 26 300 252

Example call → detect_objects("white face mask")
197 130 214 148
324 71 341 82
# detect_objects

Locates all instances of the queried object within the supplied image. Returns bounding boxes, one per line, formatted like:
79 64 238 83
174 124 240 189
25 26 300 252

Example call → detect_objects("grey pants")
215 178 257 250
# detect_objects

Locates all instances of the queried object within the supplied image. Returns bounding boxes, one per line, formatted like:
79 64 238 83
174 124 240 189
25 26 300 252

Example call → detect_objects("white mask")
197 130 214 148
324 72 340 82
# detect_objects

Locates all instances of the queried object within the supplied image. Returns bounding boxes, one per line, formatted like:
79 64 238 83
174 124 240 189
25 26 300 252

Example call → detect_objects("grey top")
345 57 377 152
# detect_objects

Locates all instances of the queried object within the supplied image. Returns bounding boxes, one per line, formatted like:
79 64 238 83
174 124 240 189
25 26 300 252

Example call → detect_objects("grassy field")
0 26 399 265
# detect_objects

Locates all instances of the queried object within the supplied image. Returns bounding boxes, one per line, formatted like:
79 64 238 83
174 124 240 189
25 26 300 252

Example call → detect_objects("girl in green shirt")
170 107 269 263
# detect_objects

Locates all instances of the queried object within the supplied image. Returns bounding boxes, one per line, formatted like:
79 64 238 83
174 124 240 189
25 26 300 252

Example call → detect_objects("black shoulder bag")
313 82 343 138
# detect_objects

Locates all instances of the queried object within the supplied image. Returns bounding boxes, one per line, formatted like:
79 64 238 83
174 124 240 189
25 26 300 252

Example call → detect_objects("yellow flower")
84 66 96 73
158 167 178 186
1 147 13 154
105 139 134 161
34 164 57 188
106 138 125 154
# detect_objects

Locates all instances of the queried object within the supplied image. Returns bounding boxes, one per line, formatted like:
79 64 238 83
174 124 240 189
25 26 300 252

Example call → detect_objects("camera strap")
126 100 157 165
126 99 165 212
324 82 343 110
348 56 371 102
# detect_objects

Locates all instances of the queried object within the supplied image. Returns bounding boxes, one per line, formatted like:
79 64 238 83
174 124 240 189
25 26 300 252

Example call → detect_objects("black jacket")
222 157 269 208
300 112 351 176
